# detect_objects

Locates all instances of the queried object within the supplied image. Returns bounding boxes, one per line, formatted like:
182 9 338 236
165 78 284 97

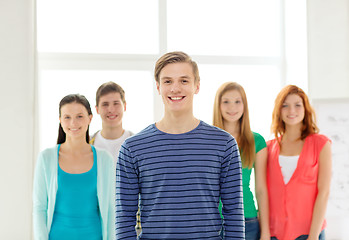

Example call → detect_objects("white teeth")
171 97 182 100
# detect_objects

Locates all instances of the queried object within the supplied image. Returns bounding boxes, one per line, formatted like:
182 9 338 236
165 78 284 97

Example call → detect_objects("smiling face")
59 102 92 140
281 94 305 127
220 90 244 125
156 62 200 114
96 92 126 129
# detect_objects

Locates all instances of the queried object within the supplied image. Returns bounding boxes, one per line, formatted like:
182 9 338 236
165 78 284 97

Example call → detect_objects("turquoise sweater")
32 145 115 240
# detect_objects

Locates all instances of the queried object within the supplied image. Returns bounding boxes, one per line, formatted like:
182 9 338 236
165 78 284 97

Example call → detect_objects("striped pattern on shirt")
115 121 244 240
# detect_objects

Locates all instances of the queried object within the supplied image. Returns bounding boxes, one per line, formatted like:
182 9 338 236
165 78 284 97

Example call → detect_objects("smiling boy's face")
96 92 126 128
156 62 200 114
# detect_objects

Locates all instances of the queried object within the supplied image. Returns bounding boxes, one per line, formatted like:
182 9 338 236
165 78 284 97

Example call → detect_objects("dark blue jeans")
245 217 260 240
271 230 325 240
220 217 260 240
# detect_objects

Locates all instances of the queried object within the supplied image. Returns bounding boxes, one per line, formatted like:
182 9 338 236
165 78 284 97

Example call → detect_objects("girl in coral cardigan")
267 85 332 240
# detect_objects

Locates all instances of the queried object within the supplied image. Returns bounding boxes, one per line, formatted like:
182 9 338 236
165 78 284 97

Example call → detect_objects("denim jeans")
271 230 325 240
220 217 260 240
245 217 260 240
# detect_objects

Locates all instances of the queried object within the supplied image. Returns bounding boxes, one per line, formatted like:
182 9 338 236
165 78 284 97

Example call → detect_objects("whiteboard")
313 99 349 240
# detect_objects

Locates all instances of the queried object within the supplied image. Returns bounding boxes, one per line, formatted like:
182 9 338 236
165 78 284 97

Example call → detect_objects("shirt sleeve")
32 151 49 240
253 132 267 153
115 141 139 240
220 136 245 239
315 134 331 153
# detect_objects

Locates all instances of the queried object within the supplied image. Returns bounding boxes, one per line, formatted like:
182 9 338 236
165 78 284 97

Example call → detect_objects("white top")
94 130 133 161
279 155 299 184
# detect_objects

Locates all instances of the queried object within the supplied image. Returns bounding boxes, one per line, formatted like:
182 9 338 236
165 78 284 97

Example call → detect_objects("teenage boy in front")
116 52 244 239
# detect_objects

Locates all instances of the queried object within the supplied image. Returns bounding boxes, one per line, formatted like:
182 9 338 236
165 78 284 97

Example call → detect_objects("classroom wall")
307 0 349 99
307 2 349 239
0 0 36 239
0 0 348 239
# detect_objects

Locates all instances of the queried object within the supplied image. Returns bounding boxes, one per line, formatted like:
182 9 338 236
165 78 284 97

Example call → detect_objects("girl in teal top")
213 82 270 240
33 94 115 240
49 144 102 240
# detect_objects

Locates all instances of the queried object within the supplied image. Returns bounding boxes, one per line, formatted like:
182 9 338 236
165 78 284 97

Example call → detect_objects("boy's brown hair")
96 81 125 106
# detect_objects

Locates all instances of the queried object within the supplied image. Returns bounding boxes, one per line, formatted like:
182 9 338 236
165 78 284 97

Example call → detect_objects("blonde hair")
154 51 200 83
271 85 319 145
213 82 255 168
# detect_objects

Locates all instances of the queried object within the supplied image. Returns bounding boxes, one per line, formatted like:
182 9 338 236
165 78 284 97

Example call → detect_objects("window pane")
37 0 158 54
285 0 308 91
168 0 280 56
39 70 154 151
194 64 280 139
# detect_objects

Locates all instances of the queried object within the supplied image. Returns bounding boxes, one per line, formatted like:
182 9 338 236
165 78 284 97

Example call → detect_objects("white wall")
307 0 349 99
307 1 349 239
0 0 36 238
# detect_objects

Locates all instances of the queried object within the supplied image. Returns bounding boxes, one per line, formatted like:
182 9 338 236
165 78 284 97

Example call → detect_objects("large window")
37 0 307 151
37 0 159 54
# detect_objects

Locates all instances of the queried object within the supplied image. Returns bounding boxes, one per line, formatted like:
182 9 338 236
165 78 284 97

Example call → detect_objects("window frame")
37 0 296 148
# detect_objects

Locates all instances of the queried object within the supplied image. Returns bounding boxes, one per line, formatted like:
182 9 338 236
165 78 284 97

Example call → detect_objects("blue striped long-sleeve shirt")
116 121 244 239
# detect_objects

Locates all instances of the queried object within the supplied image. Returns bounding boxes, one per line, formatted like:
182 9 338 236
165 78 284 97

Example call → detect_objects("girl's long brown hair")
271 85 319 145
213 82 255 169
